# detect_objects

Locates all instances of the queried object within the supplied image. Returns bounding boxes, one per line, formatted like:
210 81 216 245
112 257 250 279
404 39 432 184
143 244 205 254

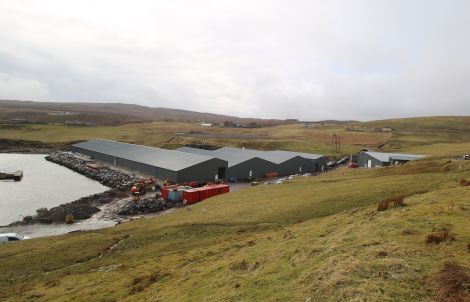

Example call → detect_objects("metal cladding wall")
356 152 386 168
275 156 306 175
177 158 228 182
276 156 326 175
227 158 278 179
314 156 327 172
114 157 177 180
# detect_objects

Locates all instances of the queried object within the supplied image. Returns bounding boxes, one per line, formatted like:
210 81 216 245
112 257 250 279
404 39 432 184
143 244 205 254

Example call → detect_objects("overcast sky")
1 1 470 121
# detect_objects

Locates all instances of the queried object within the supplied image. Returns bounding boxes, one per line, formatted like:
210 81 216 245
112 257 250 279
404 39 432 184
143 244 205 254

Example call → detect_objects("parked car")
348 162 359 168
0 233 30 244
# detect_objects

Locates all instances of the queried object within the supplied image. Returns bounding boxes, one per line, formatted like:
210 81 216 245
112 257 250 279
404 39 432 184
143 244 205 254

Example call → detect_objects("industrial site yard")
1 116 470 302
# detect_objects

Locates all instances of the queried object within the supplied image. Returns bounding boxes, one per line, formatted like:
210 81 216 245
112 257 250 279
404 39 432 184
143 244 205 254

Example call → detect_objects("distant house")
200 123 212 127
381 127 393 132
356 151 426 168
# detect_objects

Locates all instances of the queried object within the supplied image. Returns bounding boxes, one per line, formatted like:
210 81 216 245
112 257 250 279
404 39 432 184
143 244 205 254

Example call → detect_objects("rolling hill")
0 100 289 126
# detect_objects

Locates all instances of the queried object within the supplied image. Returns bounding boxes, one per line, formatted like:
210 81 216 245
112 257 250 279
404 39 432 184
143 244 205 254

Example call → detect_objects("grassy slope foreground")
1 157 469 301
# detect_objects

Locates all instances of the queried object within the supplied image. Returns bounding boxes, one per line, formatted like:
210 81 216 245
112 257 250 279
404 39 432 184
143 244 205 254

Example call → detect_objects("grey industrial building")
177 147 279 180
217 147 326 175
187 146 326 176
356 151 426 168
71 140 228 182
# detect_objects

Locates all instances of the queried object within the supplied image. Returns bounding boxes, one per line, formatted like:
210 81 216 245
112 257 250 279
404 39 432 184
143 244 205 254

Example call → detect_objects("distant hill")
0 99 288 126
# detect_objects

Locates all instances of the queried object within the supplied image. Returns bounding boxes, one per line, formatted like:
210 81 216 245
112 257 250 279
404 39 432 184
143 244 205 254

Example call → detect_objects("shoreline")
2 150 181 237
0 138 75 154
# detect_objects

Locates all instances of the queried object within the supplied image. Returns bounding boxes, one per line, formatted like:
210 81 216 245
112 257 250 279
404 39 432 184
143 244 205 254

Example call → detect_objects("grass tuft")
426 231 456 245
377 194 405 211
129 272 168 295
459 178 470 187
428 261 470 302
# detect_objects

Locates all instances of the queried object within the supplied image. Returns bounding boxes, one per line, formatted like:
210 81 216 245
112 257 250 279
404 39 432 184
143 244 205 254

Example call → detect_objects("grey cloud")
0 0 470 120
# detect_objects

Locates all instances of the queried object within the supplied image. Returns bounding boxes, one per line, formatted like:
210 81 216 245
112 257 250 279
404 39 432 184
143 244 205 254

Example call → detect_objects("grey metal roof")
73 140 224 171
270 150 324 160
216 147 324 164
364 151 426 163
176 147 268 167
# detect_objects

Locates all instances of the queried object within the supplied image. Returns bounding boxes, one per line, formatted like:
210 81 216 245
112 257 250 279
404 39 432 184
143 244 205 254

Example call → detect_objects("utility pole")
331 134 341 153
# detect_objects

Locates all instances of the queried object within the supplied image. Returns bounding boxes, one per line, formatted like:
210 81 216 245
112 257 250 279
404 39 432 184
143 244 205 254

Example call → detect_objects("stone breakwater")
10 190 130 225
46 151 138 191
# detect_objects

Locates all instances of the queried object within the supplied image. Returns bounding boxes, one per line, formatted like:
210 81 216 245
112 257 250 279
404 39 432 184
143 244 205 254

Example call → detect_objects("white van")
0 233 30 244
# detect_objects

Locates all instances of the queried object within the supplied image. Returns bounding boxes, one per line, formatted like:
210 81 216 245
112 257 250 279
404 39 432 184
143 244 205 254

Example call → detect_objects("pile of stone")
46 152 138 190
11 190 130 225
118 196 180 216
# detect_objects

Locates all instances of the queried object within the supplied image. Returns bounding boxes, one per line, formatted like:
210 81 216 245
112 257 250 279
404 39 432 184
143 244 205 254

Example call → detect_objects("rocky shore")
9 151 183 226
46 151 138 190
10 190 129 225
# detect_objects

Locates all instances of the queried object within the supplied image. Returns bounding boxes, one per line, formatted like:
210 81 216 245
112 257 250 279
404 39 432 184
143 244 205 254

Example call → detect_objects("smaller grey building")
217 147 327 175
177 147 278 180
356 151 426 168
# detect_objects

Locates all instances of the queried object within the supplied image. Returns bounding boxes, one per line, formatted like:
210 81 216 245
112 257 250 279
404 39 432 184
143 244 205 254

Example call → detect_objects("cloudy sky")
1 1 470 120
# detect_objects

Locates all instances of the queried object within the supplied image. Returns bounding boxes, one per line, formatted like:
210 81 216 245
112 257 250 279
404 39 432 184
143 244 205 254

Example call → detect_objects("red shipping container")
199 188 209 201
183 189 200 204
221 185 230 193
161 188 170 200
180 184 230 204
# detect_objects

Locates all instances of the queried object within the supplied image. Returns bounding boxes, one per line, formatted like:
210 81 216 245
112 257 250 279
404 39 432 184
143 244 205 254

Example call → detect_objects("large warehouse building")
177 147 279 180
356 151 426 168
71 140 228 182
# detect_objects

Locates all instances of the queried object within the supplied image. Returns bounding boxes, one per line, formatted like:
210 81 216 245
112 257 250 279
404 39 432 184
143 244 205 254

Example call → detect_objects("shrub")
426 231 456 245
459 178 470 187
377 194 405 211
377 200 389 211
428 261 470 302
129 272 168 295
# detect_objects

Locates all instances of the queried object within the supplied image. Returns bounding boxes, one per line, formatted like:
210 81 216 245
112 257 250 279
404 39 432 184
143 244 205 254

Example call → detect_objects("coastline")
0 138 75 154
1 146 180 237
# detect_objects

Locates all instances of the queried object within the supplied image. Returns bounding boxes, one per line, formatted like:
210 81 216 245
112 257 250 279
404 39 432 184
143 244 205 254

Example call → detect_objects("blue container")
168 190 183 202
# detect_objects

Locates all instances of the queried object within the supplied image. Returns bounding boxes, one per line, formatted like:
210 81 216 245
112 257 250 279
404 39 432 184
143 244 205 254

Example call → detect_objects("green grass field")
0 122 368 155
1 157 469 301
1 116 469 301
2 116 469 156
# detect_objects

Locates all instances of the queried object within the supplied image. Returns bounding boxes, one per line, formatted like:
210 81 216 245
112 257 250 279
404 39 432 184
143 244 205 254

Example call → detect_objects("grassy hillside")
2 116 470 157
359 116 470 154
0 100 287 126
0 120 391 156
1 157 469 301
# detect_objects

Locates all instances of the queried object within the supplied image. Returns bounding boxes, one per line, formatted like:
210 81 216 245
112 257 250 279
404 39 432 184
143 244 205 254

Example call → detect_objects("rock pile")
10 190 130 225
118 196 180 216
46 152 138 190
